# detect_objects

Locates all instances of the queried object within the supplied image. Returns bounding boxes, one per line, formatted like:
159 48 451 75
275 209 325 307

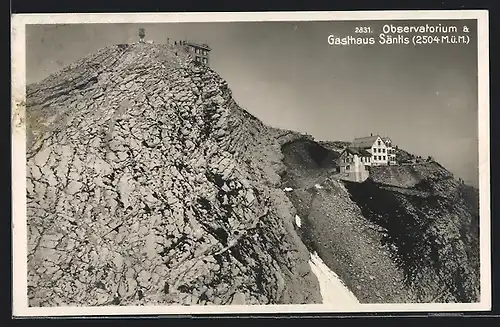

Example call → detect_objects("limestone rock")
25 43 322 307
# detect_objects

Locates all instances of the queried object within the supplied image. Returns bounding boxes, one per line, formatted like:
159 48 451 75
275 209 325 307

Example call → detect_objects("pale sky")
26 20 479 186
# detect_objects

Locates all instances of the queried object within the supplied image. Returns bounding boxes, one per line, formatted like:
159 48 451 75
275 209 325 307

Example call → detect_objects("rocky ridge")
26 43 321 306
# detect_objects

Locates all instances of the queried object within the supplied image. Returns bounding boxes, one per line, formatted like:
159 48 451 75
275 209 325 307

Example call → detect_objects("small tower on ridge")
138 28 146 43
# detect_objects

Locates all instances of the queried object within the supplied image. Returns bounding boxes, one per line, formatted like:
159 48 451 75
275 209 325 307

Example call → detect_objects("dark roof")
350 135 381 148
343 147 372 157
186 42 211 51
381 137 392 143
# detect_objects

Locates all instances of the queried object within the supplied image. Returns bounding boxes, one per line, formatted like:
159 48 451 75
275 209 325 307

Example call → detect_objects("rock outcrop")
280 140 480 303
26 43 321 307
346 164 480 303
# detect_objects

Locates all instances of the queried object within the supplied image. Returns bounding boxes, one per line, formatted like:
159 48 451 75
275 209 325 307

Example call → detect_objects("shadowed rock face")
26 43 321 307
346 166 480 303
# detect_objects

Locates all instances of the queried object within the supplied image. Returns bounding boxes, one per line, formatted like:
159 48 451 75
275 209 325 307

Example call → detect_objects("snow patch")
295 215 302 228
308 252 360 306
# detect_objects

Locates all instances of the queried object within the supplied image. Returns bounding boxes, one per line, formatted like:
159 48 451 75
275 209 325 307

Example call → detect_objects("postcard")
11 10 490 317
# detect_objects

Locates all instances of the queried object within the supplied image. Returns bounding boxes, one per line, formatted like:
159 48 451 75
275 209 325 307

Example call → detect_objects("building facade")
350 135 390 166
185 42 211 65
338 147 371 182
382 137 397 165
337 134 398 182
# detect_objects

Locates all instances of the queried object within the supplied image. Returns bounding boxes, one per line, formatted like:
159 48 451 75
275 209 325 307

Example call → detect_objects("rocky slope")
281 140 480 303
25 42 321 307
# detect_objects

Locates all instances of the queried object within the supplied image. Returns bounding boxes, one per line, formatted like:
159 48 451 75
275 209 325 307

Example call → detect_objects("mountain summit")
26 42 321 306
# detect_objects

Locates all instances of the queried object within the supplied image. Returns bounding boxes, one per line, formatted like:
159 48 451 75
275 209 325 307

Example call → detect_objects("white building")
337 147 371 182
337 134 398 182
382 137 397 165
350 134 391 166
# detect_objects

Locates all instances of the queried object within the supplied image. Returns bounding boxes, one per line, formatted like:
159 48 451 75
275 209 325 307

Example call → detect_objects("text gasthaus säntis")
328 23 471 46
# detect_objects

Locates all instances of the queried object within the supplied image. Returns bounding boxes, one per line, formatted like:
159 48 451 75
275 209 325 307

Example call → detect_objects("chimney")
370 133 373 136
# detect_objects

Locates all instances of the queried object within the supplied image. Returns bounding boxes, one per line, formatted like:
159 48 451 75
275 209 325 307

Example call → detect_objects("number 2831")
355 27 372 33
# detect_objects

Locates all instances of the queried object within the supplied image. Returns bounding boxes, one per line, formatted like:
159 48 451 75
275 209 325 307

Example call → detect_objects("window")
378 148 381 153
382 149 385 153
378 141 381 146
346 165 350 171
203 58 208 64
383 156 386 160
